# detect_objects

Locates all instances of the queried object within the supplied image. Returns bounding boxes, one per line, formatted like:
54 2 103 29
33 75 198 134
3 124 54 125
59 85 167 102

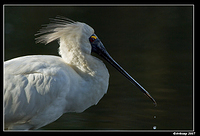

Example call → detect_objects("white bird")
4 17 156 130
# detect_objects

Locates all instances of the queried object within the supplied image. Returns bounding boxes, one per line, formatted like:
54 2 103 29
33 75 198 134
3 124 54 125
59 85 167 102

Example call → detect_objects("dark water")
4 5 193 130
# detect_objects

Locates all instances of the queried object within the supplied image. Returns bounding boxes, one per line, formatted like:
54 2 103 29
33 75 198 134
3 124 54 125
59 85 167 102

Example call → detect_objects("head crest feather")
35 16 76 44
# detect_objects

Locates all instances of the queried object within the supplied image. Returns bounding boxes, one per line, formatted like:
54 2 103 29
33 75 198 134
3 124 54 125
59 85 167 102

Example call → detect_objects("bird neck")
63 53 110 112
59 42 107 78
59 41 110 112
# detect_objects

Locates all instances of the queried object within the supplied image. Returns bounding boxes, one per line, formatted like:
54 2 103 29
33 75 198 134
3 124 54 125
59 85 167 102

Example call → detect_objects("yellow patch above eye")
91 36 97 39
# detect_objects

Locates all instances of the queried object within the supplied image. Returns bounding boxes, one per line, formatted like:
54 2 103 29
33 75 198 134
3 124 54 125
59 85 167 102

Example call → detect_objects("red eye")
89 35 97 43
89 38 95 43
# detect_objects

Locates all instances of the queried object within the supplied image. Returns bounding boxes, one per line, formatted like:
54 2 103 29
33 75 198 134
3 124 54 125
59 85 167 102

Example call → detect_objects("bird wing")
4 55 74 128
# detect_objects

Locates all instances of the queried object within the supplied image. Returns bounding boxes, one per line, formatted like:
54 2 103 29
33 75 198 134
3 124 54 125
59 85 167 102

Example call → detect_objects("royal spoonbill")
4 17 156 130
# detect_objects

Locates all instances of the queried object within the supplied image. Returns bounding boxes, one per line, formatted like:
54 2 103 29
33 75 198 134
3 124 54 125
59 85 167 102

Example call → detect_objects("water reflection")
4 6 193 130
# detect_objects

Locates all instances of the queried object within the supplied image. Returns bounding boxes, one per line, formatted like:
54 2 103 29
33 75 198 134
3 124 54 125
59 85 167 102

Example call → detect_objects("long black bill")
90 34 157 106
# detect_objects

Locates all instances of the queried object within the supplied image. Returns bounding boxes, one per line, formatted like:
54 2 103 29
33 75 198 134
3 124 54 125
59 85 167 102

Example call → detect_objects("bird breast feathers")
4 55 73 102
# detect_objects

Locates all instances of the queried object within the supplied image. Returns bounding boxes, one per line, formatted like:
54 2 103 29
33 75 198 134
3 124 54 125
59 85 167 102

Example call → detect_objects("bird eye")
89 35 97 43
89 38 95 43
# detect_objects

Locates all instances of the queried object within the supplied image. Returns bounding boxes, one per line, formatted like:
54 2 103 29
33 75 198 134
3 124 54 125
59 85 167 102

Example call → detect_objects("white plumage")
4 18 109 130
4 17 156 130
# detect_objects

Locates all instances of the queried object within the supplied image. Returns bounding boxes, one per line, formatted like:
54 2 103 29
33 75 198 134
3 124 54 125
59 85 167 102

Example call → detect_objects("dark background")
4 5 193 130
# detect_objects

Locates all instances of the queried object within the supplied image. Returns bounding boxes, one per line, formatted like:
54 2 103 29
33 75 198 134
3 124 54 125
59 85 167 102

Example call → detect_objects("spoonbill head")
4 17 156 130
36 17 156 106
